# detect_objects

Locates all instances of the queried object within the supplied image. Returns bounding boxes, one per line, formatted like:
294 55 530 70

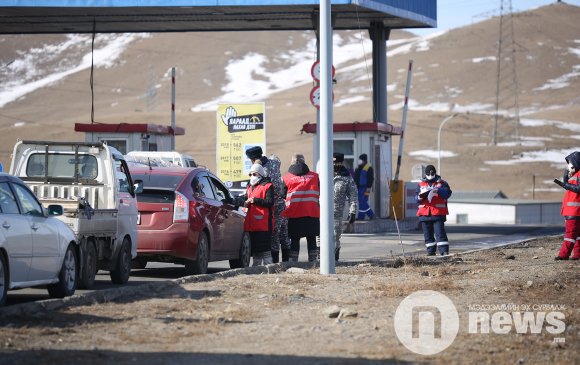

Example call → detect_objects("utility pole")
492 0 521 145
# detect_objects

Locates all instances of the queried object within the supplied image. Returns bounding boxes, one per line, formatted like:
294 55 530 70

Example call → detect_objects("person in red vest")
282 153 320 262
553 151 580 260
415 165 452 256
234 163 274 266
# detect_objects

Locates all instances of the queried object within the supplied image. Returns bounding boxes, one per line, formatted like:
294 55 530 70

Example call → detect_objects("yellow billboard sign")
216 103 266 192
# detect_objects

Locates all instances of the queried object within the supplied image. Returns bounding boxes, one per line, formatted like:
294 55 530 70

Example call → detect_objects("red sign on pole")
310 61 335 83
309 85 334 109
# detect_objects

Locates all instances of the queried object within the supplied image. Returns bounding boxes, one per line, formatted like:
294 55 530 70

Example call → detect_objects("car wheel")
131 257 148 270
0 253 8 306
47 243 78 298
110 238 131 284
229 232 251 269
185 231 209 275
78 240 97 289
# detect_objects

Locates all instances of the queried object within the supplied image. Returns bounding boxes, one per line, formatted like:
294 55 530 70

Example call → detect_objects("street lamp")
437 113 458 174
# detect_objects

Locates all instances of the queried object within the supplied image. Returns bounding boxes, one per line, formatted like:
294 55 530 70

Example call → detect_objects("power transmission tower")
492 0 521 145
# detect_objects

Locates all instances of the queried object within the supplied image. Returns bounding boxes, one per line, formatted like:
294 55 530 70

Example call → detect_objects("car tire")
185 231 209 275
229 232 251 269
0 253 8 306
78 240 97 289
131 257 148 270
47 243 78 298
110 238 131 285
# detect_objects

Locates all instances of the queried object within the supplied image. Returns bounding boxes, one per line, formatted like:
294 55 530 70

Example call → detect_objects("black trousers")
290 236 317 252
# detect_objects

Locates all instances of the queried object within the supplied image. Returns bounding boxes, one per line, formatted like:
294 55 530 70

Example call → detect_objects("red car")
129 166 250 274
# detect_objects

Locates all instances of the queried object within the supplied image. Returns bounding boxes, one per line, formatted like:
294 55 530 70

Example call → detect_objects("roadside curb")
0 261 318 319
446 233 563 258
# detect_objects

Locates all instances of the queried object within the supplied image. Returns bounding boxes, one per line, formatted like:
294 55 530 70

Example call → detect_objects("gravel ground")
0 236 578 365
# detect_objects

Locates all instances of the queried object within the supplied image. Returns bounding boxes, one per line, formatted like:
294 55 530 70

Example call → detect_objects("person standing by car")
354 153 375 220
282 153 320 262
234 163 274 266
553 151 580 260
246 146 289 262
415 165 452 256
333 153 358 262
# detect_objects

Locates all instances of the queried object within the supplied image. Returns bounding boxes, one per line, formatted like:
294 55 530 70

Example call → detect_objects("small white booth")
75 122 185 154
302 121 402 218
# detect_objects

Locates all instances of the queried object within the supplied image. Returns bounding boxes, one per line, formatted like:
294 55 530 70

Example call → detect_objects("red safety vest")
244 182 273 232
561 172 580 216
416 180 449 216
282 171 320 218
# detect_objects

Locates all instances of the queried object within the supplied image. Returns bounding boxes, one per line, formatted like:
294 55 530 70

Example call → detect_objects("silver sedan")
0 173 78 306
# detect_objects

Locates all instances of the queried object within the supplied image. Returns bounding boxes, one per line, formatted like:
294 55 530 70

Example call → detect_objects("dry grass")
368 277 460 298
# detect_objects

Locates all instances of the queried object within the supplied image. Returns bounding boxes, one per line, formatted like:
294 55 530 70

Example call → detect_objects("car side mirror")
134 180 143 194
47 204 64 216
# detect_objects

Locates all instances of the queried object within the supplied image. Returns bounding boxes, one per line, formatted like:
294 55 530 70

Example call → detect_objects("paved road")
339 223 562 261
4 224 563 306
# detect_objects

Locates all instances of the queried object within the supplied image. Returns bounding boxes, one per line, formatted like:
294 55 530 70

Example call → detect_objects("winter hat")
425 165 436 176
333 152 344 163
359 153 368 162
249 163 267 177
565 151 580 171
291 153 305 165
246 146 263 160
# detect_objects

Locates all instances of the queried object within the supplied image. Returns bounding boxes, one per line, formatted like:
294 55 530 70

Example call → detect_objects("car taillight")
173 191 189 223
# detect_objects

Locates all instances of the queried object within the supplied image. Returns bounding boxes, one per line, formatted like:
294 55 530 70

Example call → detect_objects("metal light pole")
437 113 457 174
319 0 334 275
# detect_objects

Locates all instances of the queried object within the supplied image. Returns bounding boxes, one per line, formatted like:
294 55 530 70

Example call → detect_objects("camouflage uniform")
260 155 289 256
333 165 358 257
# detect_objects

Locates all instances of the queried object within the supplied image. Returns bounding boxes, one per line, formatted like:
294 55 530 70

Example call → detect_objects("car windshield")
132 173 184 191
27 153 98 179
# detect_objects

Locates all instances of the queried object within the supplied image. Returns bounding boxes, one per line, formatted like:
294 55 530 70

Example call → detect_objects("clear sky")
412 0 580 35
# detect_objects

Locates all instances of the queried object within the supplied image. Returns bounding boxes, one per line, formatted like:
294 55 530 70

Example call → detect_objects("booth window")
333 139 355 172
101 139 127 155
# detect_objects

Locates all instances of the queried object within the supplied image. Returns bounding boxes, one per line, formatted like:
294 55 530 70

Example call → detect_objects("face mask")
425 173 436 181
250 175 261 186
358 159 364 165
568 162 575 174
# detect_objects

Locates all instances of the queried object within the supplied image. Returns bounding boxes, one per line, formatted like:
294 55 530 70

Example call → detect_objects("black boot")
308 249 320 262
271 250 280 263
281 248 290 262
426 245 437 256
289 251 300 262
335 248 340 261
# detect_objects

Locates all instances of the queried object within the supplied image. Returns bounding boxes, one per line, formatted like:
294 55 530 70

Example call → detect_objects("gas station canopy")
0 0 436 34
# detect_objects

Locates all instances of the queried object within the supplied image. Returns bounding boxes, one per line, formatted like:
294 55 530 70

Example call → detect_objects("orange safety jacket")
282 171 320 218
561 172 580 216
416 180 449 216
244 182 273 232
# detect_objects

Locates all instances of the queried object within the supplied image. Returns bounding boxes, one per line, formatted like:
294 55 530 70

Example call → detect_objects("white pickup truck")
9 140 140 288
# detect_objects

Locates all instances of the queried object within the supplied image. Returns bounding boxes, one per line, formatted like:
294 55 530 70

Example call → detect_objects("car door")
208 174 245 256
12 182 61 282
195 173 222 255
0 182 32 284
114 158 138 258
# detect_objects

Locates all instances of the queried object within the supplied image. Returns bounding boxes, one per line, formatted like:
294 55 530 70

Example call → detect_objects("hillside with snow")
0 2 579 200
